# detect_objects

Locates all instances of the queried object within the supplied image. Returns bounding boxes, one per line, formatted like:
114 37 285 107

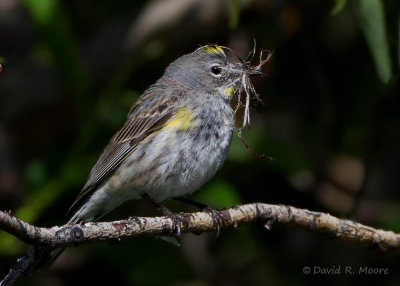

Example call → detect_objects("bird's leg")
174 197 227 237
141 194 186 244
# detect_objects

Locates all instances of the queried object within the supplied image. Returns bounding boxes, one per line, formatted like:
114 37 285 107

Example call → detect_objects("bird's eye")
210 65 222 77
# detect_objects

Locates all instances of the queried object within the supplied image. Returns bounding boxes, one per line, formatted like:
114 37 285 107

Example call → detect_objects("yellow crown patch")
203 45 226 57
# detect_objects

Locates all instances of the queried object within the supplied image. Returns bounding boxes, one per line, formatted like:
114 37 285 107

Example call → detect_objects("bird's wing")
68 104 174 214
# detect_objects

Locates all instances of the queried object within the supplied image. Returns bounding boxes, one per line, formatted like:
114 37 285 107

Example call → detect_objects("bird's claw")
159 206 187 245
204 207 227 238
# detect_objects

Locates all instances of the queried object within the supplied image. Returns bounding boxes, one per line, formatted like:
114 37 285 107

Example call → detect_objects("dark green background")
0 0 399 285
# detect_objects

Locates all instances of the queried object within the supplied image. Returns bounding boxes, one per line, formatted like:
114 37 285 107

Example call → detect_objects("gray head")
161 45 268 127
164 45 262 98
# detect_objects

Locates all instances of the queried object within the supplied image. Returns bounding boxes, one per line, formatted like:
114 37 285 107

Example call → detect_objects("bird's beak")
245 68 263 76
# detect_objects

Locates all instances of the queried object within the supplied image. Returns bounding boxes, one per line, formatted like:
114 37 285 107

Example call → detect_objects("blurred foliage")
353 0 392 83
0 0 399 285
331 0 348 15
194 179 241 208
229 0 241 29
24 0 90 109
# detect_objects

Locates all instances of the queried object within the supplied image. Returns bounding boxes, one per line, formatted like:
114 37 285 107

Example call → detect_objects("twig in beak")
254 50 273 71
234 48 272 128
246 39 257 64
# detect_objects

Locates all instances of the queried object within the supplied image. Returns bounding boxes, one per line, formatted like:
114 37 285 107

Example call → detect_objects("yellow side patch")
223 86 236 98
163 106 197 131
204 45 226 56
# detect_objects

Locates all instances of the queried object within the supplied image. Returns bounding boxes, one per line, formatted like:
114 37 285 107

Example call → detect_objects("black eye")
211 65 222 76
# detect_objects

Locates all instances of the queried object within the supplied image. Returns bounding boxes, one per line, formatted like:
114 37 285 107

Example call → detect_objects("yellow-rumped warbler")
68 45 264 234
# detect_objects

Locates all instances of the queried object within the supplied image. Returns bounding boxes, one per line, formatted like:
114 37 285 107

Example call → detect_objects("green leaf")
23 0 57 25
229 0 241 29
331 0 348 15
353 0 392 83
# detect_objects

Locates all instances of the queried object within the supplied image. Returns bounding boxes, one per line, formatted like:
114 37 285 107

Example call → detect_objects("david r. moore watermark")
303 265 389 275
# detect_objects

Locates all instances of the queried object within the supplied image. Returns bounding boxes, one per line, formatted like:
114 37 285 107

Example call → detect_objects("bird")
67 44 263 237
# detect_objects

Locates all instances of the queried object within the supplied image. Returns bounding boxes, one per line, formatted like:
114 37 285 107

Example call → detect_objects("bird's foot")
158 205 187 245
203 207 228 238
174 197 228 238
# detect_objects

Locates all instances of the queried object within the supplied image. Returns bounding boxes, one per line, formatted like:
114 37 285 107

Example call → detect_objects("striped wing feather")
68 108 173 214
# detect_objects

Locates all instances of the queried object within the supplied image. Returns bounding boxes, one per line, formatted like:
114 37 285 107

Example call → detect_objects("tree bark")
1 203 399 285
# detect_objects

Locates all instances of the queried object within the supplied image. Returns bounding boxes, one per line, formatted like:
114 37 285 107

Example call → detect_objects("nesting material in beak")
236 50 272 127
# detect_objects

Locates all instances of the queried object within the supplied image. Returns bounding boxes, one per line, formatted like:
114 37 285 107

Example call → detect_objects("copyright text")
302 265 389 275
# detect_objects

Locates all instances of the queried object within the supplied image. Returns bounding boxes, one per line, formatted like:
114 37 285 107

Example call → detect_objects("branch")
1 203 400 285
